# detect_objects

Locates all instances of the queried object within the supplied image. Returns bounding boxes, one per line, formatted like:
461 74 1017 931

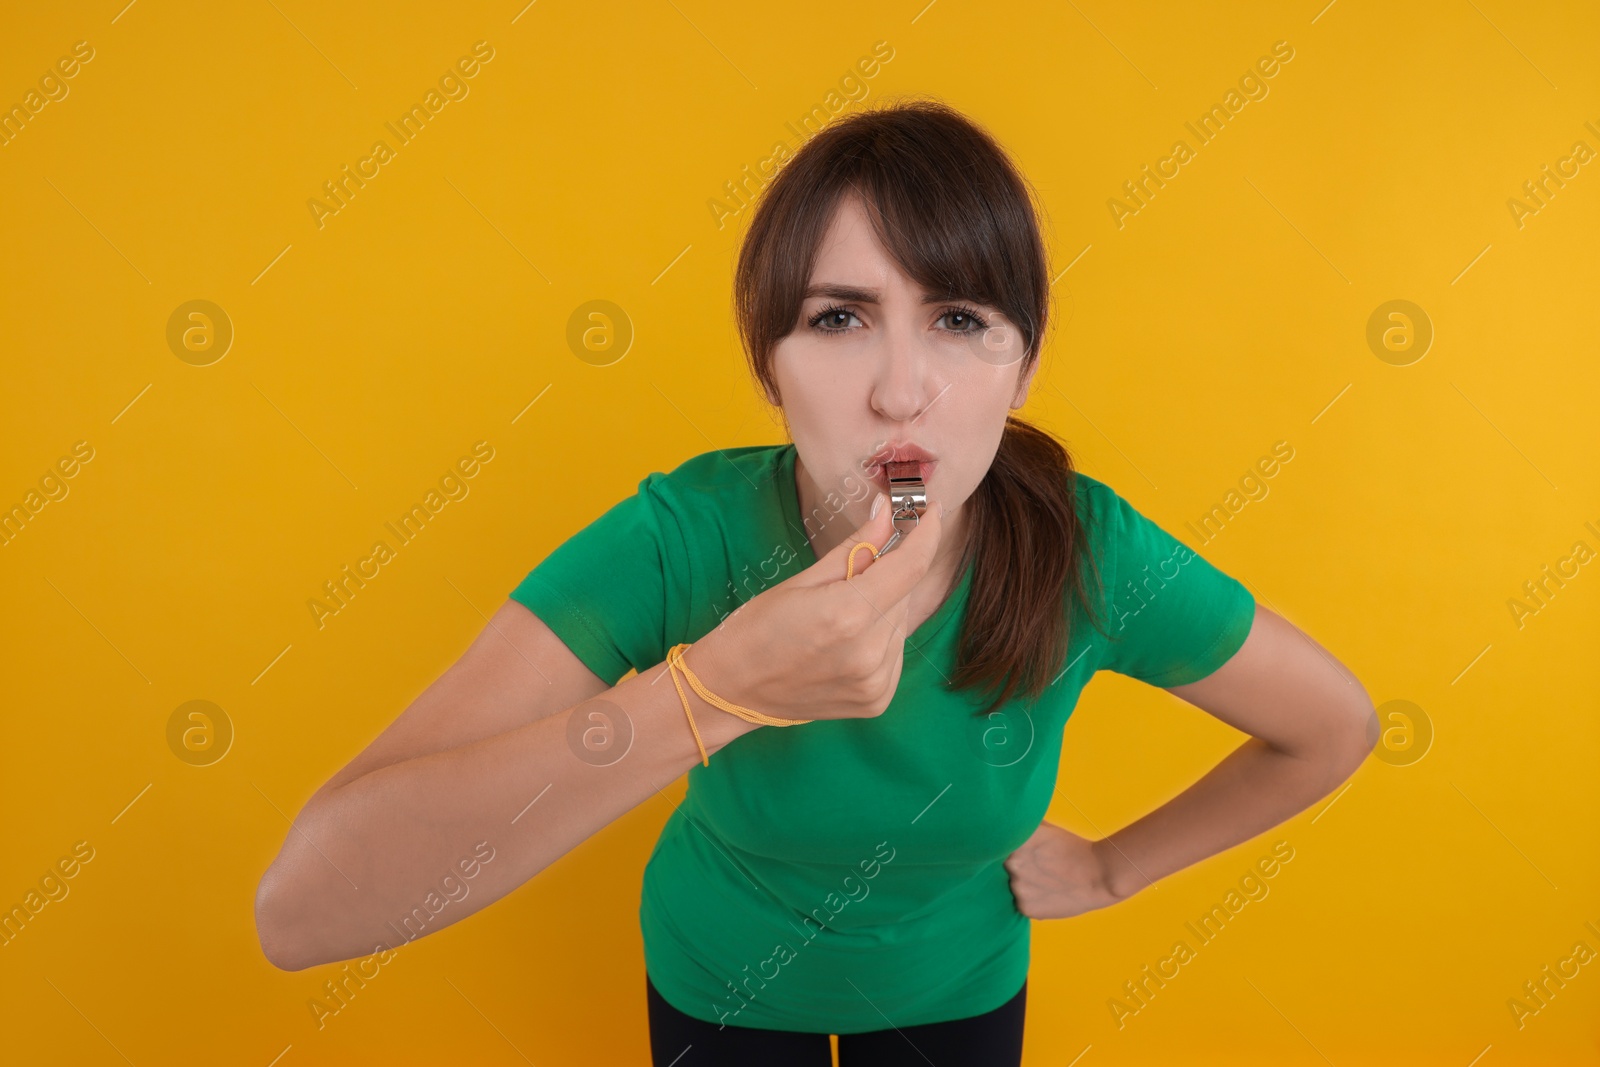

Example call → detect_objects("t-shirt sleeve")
507 473 678 687
1088 480 1257 687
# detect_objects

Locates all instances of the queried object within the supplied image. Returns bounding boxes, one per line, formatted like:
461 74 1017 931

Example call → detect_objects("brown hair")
732 97 1108 716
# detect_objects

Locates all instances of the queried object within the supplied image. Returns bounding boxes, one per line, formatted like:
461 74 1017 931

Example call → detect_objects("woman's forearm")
254 648 759 971
1095 733 1367 901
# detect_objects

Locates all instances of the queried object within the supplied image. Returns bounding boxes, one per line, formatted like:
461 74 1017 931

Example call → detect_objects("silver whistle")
873 461 927 559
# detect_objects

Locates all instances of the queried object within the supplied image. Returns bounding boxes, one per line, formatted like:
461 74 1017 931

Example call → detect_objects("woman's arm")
253 599 759 971
1095 602 1378 900
1005 603 1376 918
256 493 940 967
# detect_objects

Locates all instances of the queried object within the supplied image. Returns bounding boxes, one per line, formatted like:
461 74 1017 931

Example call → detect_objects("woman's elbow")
1328 686 1380 780
1290 684 1379 789
254 864 321 972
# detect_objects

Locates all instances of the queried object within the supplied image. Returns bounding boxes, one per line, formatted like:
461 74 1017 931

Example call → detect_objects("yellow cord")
669 540 881 766
845 540 879 579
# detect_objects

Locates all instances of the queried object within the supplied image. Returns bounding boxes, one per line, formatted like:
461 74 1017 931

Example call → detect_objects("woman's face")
767 192 1038 544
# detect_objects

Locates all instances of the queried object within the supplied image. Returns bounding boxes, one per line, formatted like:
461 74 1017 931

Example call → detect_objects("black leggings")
645 972 1027 1066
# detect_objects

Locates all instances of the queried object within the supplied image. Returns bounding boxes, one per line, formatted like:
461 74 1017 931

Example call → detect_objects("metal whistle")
872 461 927 559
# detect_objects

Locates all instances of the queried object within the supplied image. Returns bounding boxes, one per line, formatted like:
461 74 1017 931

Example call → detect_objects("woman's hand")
1004 821 1126 920
688 489 944 723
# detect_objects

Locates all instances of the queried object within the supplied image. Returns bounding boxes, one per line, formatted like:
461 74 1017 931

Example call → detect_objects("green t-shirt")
509 442 1255 1033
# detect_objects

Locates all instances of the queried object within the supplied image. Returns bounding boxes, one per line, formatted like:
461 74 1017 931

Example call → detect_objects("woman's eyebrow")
803 282 958 306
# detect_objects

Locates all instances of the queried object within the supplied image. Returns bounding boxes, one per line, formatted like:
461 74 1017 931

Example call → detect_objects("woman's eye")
940 309 986 332
810 307 861 332
808 306 987 334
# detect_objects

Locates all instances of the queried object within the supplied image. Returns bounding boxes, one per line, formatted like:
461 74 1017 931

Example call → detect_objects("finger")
837 493 944 620
787 491 900 588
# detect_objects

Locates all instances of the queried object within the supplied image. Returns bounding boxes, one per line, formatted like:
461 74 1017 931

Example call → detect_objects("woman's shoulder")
1064 467 1120 523
1068 468 1114 497
652 443 789 495
1061 469 1161 561
632 444 792 548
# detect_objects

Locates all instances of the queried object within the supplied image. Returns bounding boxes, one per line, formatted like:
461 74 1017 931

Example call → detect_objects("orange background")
1 1 1596 1064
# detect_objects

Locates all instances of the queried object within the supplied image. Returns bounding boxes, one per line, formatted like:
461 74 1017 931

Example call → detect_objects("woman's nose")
868 324 932 422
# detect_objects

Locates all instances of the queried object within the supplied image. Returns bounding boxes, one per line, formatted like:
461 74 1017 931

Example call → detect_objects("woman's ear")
1009 355 1039 410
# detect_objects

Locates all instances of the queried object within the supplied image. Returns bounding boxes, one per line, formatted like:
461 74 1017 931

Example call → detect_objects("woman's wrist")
694 692 764 756
673 639 765 757
1092 837 1139 904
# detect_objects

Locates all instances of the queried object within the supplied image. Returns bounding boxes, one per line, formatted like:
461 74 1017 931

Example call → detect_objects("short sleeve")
1088 480 1256 687
508 474 678 686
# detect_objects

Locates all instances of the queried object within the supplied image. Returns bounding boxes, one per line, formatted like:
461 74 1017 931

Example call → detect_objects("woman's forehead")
805 189 996 306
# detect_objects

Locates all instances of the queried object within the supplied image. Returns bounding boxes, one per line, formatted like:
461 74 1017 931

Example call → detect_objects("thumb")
789 491 899 587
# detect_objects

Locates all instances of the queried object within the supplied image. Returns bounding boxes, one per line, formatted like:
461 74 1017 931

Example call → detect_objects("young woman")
255 99 1376 1066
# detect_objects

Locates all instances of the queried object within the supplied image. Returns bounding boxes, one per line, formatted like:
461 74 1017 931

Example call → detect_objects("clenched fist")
1004 821 1126 920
